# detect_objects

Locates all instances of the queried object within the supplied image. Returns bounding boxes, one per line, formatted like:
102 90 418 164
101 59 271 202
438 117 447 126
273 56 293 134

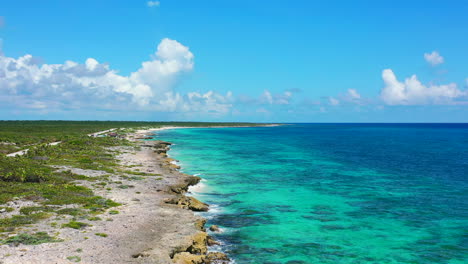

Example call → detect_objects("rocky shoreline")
137 137 229 264
0 129 229 264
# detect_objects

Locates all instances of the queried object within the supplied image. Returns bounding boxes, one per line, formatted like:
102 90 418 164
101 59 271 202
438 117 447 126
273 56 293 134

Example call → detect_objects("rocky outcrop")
171 232 229 264
187 232 208 255
164 196 209 212
142 138 227 263
206 235 220 246
170 176 201 194
172 252 230 264
205 252 230 264
194 218 207 231
208 225 220 232
173 252 205 264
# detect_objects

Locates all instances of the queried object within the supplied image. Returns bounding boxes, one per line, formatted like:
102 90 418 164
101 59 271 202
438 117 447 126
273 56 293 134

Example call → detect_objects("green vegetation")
0 213 50 232
95 232 108 237
0 232 61 245
67 256 82 262
62 221 89 229
56 208 86 217
0 121 267 154
0 121 269 233
108 210 119 215
0 206 14 212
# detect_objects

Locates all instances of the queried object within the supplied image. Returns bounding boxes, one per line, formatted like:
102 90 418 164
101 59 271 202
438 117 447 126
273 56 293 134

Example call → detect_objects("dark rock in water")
277 208 298 213
301 215 339 222
214 213 277 228
285 261 307 264
241 209 263 215
262 248 280 253
209 225 220 232
320 225 346 231
311 210 335 215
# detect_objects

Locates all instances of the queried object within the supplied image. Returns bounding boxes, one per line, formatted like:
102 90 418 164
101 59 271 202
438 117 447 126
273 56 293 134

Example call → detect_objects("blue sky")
0 0 467 122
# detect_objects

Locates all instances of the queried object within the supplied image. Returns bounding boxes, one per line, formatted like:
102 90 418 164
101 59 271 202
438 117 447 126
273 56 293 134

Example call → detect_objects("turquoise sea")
155 124 468 264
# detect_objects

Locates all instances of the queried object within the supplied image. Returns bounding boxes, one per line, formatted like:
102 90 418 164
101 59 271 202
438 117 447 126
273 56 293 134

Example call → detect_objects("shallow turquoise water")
155 124 468 264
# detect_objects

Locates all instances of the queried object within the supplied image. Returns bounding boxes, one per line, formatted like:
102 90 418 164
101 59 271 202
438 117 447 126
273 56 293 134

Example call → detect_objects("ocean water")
154 124 468 264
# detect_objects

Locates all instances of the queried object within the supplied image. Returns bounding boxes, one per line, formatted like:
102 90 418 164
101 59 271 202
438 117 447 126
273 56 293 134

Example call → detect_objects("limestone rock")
170 176 201 194
209 225 220 232
194 218 207 231
205 252 230 264
188 232 208 255
207 235 220 246
164 196 209 212
172 252 205 264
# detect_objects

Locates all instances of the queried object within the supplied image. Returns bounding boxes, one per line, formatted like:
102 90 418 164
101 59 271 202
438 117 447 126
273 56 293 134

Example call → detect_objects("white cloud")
347 89 360 99
260 90 293 105
329 97 340 106
424 51 444 66
0 38 233 116
256 108 269 114
147 1 160 7
261 90 273 104
380 69 467 105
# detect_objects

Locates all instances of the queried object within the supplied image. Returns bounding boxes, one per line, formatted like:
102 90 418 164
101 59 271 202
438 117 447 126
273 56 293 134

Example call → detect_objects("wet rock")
170 176 201 194
207 235 220 246
205 252 230 264
209 225 220 232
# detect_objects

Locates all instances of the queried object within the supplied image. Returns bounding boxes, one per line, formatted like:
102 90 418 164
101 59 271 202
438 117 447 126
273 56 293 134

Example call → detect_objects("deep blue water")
155 124 468 264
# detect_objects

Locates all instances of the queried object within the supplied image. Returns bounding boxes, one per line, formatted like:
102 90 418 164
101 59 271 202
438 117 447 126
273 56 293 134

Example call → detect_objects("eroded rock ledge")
144 139 229 264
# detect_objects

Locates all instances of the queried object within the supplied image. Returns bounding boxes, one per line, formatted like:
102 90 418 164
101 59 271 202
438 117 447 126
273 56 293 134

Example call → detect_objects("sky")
0 0 467 122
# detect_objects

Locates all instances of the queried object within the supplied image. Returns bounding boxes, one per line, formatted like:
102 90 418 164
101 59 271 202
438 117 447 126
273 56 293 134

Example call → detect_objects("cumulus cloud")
0 38 233 115
147 1 160 7
424 51 444 66
347 89 360 100
328 97 340 106
260 90 293 105
380 69 467 105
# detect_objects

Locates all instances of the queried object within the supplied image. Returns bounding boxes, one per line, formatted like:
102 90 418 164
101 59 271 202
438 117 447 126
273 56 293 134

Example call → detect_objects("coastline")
0 128 229 264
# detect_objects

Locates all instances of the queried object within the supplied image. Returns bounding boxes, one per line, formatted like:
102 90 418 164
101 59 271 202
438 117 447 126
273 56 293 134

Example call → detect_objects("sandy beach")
0 128 228 264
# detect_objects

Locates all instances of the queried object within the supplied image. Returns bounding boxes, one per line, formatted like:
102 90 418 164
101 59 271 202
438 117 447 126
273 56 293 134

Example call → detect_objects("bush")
1 232 61 245
62 221 89 229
